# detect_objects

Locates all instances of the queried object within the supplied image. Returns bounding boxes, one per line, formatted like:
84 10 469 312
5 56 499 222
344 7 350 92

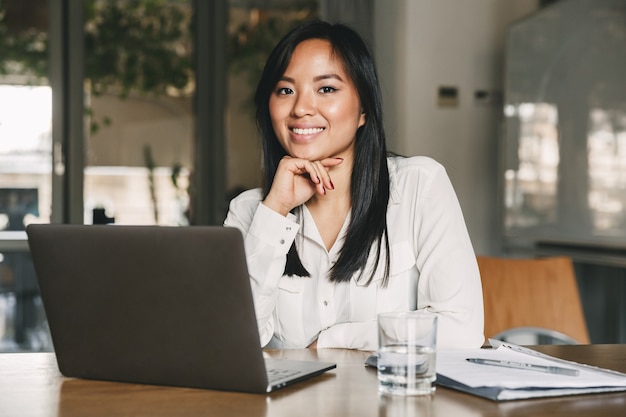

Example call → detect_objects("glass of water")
377 311 438 396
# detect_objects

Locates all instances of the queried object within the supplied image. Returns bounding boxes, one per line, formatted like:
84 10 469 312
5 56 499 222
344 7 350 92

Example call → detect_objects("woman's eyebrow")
278 74 344 83
314 73 343 82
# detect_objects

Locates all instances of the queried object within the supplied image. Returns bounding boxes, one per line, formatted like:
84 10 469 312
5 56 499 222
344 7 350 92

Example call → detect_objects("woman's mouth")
291 127 325 135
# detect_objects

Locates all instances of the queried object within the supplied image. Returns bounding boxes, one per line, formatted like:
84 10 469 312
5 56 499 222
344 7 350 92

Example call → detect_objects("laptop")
26 224 336 393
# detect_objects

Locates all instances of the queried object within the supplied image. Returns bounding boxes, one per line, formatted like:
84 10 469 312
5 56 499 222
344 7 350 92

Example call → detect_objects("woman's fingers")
313 157 343 192
310 161 330 195
263 156 344 215
295 158 341 196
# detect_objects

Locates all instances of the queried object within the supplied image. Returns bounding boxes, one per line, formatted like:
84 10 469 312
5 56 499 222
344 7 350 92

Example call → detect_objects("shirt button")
286 226 291 231
323 300 328 306
279 239 285 244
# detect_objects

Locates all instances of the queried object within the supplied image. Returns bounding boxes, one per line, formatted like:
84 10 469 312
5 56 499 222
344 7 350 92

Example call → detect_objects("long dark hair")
254 20 390 286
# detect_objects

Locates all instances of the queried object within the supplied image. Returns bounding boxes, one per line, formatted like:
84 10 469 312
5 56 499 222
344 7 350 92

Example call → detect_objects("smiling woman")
269 38 365 164
224 20 485 351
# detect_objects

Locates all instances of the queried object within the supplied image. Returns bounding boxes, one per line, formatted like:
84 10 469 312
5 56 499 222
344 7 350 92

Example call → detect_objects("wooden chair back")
477 256 590 344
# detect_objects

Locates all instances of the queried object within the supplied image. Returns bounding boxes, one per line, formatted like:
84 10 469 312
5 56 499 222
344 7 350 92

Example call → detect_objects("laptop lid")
26 224 335 393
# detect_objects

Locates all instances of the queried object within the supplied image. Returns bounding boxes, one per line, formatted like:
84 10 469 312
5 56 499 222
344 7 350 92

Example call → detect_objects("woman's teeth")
292 127 324 135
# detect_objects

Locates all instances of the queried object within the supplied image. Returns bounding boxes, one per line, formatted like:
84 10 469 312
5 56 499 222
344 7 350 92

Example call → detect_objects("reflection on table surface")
1 345 626 417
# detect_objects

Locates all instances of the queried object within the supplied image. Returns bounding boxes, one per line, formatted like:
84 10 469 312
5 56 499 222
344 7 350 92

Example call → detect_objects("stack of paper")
436 340 626 401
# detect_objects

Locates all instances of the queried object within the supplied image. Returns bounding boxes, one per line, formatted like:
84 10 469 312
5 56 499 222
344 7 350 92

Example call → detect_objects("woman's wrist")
261 198 292 217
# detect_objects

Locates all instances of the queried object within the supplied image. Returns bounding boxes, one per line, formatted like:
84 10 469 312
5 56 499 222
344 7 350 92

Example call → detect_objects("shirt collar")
387 157 401 206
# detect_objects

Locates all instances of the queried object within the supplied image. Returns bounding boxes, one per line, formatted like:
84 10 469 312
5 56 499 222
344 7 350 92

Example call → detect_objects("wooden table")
1 345 626 417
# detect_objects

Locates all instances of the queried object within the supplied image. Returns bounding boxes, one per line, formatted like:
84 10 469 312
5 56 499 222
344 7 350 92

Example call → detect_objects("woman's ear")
358 111 366 128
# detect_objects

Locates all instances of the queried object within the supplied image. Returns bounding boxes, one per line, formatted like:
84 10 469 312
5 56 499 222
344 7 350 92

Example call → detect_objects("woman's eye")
276 87 293 95
319 86 337 94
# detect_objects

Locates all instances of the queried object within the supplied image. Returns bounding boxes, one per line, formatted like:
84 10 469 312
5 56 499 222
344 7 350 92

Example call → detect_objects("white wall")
374 0 539 255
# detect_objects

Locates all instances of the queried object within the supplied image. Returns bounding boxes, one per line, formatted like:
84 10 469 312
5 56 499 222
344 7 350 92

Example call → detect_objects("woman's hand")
263 156 343 216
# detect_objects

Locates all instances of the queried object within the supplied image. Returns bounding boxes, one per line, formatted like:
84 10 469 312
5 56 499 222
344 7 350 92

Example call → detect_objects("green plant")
0 0 193 134
84 0 192 98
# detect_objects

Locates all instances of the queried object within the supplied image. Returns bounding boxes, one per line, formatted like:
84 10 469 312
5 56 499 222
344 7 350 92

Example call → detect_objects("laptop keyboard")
267 368 302 383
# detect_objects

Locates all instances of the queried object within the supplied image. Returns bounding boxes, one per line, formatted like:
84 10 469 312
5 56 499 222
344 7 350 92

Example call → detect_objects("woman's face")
269 38 365 162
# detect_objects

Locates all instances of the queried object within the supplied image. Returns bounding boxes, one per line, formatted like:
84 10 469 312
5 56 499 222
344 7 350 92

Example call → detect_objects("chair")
477 256 590 345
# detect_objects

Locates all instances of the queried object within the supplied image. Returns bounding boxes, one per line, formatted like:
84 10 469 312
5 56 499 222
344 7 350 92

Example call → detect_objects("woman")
224 20 484 350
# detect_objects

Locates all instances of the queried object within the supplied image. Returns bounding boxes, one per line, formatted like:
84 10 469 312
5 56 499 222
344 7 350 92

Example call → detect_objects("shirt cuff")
248 202 300 254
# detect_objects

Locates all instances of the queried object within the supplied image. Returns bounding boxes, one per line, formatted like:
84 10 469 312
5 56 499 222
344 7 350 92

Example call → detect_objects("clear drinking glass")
377 312 438 396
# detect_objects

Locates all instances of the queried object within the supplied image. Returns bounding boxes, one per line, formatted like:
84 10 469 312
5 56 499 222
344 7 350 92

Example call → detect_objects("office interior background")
0 0 625 352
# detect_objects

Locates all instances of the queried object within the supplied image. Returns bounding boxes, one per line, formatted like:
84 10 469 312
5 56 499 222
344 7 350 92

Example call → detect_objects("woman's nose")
291 90 315 117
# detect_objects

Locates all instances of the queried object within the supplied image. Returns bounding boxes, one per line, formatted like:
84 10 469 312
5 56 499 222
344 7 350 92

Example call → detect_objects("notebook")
26 224 336 393
434 340 626 401
364 340 626 401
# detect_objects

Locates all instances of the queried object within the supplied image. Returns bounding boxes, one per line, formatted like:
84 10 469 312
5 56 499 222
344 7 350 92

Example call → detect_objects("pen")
466 358 580 376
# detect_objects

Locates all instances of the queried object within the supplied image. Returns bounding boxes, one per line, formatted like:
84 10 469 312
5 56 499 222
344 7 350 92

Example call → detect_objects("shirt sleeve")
223 191 299 347
317 321 378 350
412 160 485 348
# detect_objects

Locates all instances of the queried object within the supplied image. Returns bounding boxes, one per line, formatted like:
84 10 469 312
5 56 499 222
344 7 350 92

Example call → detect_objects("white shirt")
224 156 484 350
